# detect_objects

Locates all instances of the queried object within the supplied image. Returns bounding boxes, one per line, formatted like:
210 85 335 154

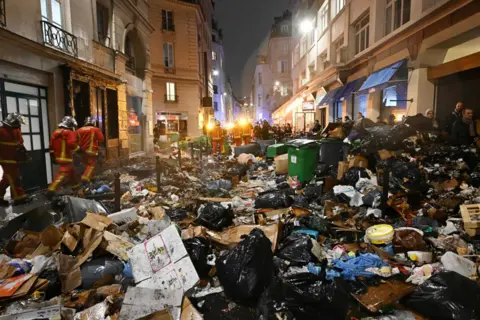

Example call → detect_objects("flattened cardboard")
107 208 138 224
181 297 202 320
0 274 33 298
40 225 64 248
150 206 166 220
81 212 113 231
56 254 82 293
128 225 199 292
353 280 415 313
103 231 134 261
0 262 18 280
76 230 103 266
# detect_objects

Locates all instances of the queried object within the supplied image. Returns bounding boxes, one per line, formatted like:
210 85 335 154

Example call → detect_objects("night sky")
216 0 291 96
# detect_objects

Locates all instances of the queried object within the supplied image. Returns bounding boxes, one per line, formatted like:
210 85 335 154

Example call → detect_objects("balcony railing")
41 21 78 56
97 33 111 47
0 0 6 28
165 94 178 102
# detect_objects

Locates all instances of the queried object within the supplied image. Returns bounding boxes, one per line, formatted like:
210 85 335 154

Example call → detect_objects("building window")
355 13 370 54
319 3 329 33
282 43 289 55
258 72 262 85
214 101 218 111
300 36 307 57
213 85 218 94
334 36 344 63
257 94 262 107
280 85 289 96
41 0 63 26
308 19 316 47
96 2 110 46
281 25 289 33
166 82 176 101
385 0 411 35
212 51 217 60
163 42 174 67
278 60 288 73
334 0 345 16
162 9 174 31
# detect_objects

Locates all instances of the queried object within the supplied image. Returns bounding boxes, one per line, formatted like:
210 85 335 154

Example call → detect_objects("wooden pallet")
460 204 480 236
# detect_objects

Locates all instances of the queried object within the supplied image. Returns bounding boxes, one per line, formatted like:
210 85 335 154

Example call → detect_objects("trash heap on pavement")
1 121 480 319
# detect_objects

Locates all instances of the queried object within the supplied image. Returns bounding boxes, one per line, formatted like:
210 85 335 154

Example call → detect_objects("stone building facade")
0 0 153 191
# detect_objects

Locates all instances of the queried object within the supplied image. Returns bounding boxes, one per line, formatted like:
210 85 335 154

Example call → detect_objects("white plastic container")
441 251 477 278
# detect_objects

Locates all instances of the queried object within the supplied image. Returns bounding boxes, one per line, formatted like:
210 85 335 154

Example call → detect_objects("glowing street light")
299 19 314 34
275 81 280 86
212 69 219 76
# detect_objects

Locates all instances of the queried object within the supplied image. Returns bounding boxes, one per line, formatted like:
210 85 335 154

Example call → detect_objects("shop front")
156 112 188 141
295 100 315 132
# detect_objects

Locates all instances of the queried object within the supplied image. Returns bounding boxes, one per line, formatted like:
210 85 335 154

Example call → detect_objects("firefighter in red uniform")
211 121 224 154
242 121 253 145
0 113 29 206
232 121 242 147
47 116 80 200
77 117 105 184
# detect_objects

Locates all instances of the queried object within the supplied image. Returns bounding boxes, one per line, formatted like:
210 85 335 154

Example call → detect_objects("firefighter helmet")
84 116 97 127
2 113 27 128
58 116 78 130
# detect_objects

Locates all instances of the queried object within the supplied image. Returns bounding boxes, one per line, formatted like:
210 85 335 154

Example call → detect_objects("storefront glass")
127 96 143 154
156 112 188 138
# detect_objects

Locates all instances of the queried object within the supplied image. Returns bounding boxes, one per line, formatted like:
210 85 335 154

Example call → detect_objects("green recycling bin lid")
285 139 318 148
316 138 345 144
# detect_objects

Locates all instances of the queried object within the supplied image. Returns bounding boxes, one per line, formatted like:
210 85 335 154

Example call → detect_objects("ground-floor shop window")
354 93 367 118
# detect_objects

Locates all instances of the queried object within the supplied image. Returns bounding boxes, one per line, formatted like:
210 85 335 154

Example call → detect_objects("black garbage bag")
196 203 234 231
297 214 328 234
406 271 480 320
216 228 274 305
38 269 61 300
470 170 480 188
276 233 315 265
184 237 213 278
303 184 322 200
257 272 350 320
206 179 233 191
62 196 109 223
362 190 382 207
166 207 188 221
292 195 309 208
391 161 428 192
340 167 370 187
255 190 294 209
80 257 124 289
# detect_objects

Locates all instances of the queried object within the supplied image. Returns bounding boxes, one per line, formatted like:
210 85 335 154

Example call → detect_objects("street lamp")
213 69 219 76
300 19 313 34
275 81 280 86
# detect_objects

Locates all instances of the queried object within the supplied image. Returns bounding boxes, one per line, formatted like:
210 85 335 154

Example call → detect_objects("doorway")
0 80 51 192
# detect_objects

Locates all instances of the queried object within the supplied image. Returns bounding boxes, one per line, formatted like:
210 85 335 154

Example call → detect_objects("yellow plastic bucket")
366 224 394 245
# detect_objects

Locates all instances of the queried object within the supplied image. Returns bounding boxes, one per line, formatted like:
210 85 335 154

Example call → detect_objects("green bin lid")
285 139 318 148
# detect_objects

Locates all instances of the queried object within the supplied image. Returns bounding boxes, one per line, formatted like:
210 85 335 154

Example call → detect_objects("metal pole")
190 142 194 160
114 172 120 212
178 145 182 168
156 155 161 193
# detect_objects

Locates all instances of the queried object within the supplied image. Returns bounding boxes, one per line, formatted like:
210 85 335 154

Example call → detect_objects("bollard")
190 142 195 160
114 172 121 212
178 146 182 168
156 155 161 193
382 166 390 202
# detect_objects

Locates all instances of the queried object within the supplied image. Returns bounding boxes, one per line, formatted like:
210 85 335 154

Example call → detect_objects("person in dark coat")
445 102 464 134
311 120 322 134
451 107 478 145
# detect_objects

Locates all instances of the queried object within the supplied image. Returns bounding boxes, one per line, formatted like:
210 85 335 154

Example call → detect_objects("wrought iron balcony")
0 0 6 28
165 94 178 102
41 21 78 56
97 33 111 47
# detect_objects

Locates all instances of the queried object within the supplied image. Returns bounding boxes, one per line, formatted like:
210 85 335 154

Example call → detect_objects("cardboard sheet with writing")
0 274 34 298
128 225 199 293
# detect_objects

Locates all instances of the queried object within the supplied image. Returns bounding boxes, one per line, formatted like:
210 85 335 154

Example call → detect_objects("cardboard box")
337 161 350 180
275 154 288 175
348 155 368 168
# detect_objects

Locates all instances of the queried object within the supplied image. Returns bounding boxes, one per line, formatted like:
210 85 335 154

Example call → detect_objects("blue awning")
318 87 342 106
334 77 366 102
358 60 406 93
